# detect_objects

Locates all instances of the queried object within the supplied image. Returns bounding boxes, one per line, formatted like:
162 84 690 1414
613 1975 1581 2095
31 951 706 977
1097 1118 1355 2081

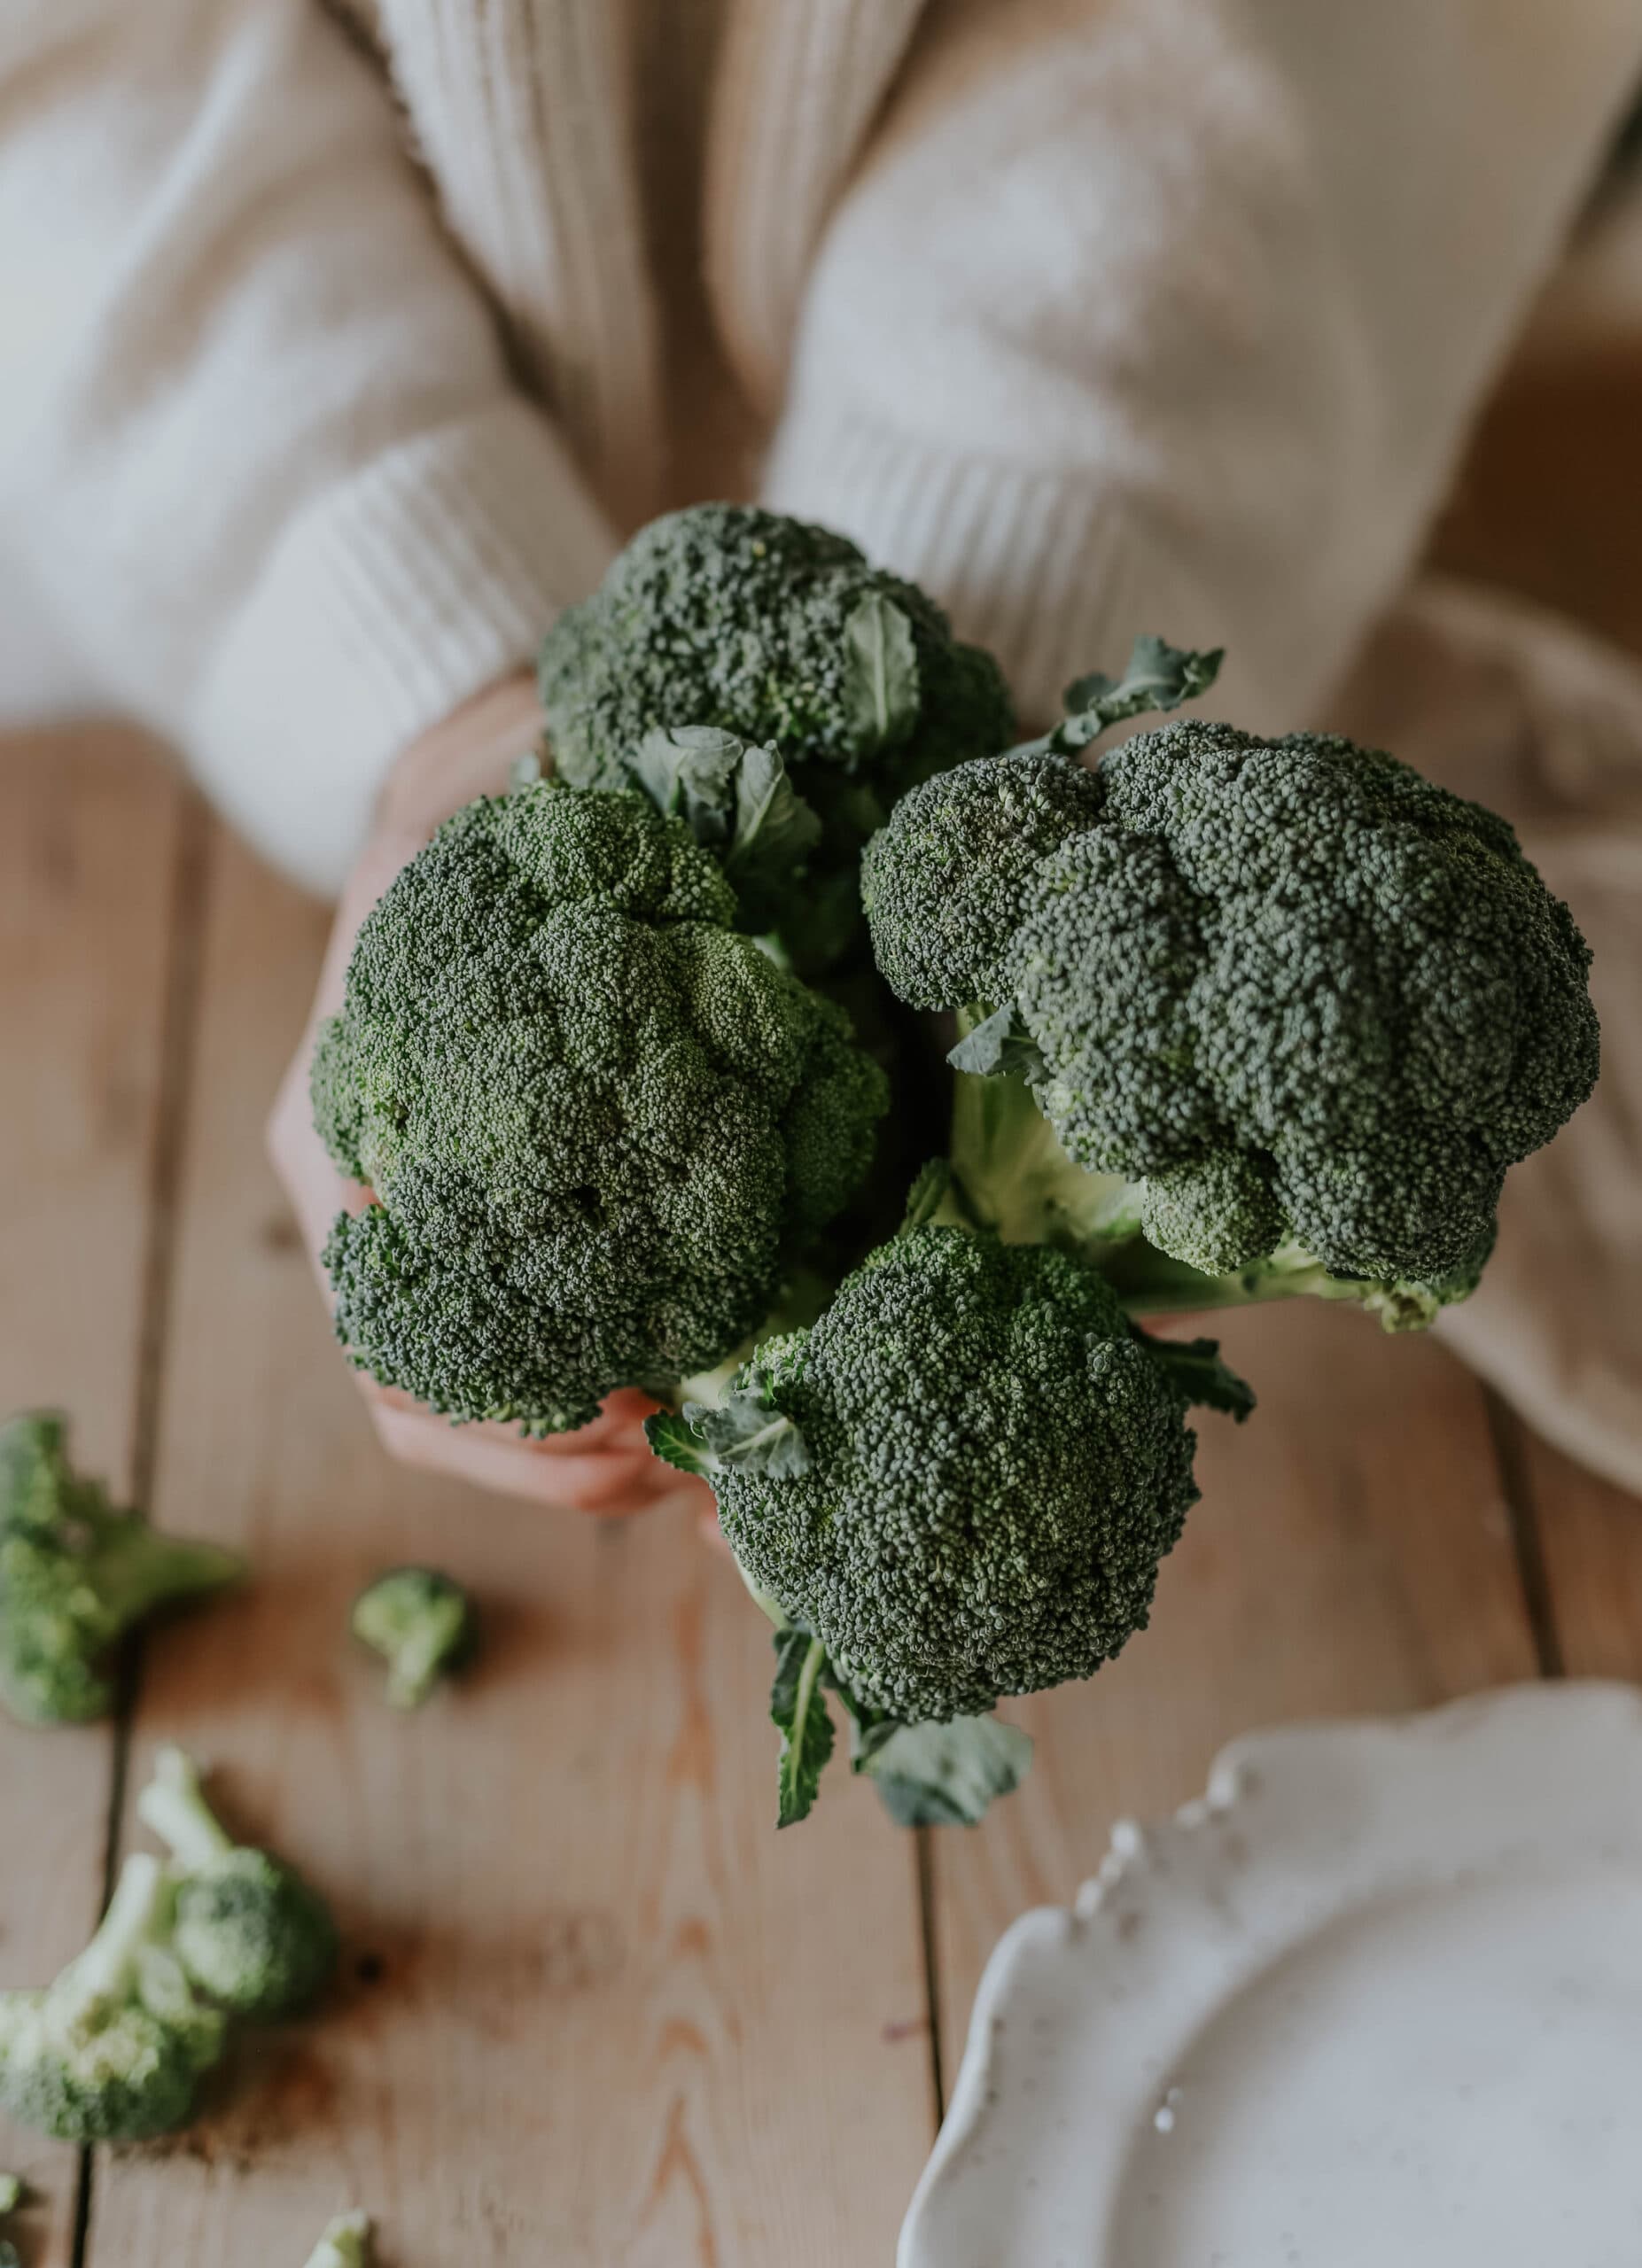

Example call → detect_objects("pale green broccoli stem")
58 1854 173 2025
84 1515 244 1627
0 2173 21 2215
947 1053 1144 1252
136 1746 233 1873
303 2211 372 2268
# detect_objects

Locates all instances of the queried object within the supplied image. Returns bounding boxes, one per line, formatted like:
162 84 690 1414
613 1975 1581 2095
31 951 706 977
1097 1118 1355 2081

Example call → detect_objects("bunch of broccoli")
309 504 1599 1832
0 1412 244 1727
0 1751 337 2143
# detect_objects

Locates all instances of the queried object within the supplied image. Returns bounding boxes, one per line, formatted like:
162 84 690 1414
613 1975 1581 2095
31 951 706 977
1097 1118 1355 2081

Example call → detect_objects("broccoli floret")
0 1854 223 2141
136 1748 338 2019
311 782 888 1433
351 1568 475 1708
650 1215 1247 1822
303 2212 373 2268
0 1413 244 1726
866 669 1599 1324
539 504 1012 805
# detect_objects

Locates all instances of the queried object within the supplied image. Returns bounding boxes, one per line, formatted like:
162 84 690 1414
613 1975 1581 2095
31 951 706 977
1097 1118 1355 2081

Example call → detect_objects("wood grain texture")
0 734 189 2264
928 1305 1542 2068
85 827 933 2268
1518 1423 1642 1680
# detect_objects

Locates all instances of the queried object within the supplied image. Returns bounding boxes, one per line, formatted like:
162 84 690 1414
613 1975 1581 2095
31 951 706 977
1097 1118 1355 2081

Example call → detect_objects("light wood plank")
928 1305 1540 2072
1517 1425 1642 1679
91 827 933 2267
0 732 188 2262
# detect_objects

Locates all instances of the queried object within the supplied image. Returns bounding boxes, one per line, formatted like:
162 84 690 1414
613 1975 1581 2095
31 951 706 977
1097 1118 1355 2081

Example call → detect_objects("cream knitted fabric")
1 0 1639 891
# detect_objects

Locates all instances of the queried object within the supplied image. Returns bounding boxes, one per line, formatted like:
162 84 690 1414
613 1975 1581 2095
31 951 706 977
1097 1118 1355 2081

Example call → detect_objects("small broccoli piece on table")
864 653 1599 1328
0 1412 244 1726
303 2212 373 2268
0 2174 20 2214
540 503 1013 806
650 1212 1246 1825
311 782 888 1433
136 1748 338 2019
0 1854 223 2141
352 1568 475 1708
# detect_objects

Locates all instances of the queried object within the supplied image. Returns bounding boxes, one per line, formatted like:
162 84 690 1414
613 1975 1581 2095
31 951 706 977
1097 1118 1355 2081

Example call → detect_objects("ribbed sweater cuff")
763 412 1318 733
186 400 619 895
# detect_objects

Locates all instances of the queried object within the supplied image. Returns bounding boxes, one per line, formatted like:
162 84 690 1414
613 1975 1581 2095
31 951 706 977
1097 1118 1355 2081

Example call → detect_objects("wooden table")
3 346 1641 2265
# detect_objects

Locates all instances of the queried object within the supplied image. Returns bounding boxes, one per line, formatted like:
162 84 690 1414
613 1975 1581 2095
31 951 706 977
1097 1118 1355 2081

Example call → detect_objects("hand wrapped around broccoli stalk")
650 1181 1249 1827
861 641 1599 1328
311 781 889 1434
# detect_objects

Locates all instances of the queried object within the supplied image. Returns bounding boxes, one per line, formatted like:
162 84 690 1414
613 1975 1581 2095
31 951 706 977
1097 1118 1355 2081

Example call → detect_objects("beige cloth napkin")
1326 577 1642 1492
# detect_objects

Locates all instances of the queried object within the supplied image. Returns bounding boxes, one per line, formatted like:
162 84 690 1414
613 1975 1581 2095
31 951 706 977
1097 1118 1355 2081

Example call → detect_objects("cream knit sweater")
1 0 1638 892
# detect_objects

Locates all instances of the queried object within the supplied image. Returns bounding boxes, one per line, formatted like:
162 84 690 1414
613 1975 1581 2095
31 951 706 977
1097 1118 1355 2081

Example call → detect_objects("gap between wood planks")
73 793 214 2268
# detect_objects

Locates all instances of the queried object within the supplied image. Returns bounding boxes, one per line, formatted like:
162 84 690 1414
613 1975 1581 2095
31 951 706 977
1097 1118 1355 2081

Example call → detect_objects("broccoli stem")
136 1746 234 1872
83 1513 244 1634
58 1853 172 2023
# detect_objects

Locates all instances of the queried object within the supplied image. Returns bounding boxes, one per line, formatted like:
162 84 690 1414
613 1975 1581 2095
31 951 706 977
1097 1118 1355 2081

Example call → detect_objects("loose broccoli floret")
864 657 1599 1325
0 1854 223 2141
351 1568 475 1708
311 782 888 1433
0 1412 244 1726
540 503 1012 806
650 1208 1247 1822
303 2212 372 2268
136 1748 338 2019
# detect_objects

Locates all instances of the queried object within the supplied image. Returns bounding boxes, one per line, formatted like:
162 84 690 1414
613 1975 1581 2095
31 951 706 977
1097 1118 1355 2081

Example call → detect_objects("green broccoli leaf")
842 594 921 752
771 1629 835 1827
1142 1332 1257 1421
1051 636 1223 752
632 725 745 843
946 1003 1047 1082
644 1379 812 1482
863 1715 1034 1827
722 742 823 905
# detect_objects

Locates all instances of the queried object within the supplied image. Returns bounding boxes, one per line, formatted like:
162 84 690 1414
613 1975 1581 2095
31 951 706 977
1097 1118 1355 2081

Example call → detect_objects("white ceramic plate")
900 1682 1642 2268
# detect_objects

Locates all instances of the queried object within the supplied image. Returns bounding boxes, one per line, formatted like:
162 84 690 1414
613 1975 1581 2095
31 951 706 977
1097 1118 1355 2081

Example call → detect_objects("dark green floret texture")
712 1225 1200 1724
172 1856 337 2019
865 721 1599 1298
538 503 1013 798
311 782 888 1433
860 749 1105 1011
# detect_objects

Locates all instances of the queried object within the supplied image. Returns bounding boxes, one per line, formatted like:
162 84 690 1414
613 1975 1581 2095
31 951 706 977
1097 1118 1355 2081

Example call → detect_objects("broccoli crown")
860 750 1105 1010
351 1566 475 1708
539 504 1013 797
0 1412 243 1726
712 1225 1201 1723
136 1748 338 2019
311 783 888 1433
172 1855 338 2020
1006 724 1599 1283
0 1856 217 2143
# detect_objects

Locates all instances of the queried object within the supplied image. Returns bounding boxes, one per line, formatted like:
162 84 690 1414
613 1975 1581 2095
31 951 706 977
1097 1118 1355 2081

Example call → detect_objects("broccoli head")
311 783 888 1433
539 503 1013 804
0 1412 244 1725
351 1567 475 1708
0 1854 222 2142
136 1748 339 2019
661 1222 1226 1725
865 676 1599 1320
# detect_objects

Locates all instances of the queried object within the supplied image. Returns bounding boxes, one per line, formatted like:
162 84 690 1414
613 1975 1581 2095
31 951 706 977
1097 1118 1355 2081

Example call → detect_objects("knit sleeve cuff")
761 408 1357 736
184 399 619 896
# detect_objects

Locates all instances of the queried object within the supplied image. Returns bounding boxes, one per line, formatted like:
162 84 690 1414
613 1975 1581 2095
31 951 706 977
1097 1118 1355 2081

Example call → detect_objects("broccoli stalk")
0 2176 19 2216
0 1412 244 1726
136 1748 339 2018
0 1852 222 2141
303 2212 373 2268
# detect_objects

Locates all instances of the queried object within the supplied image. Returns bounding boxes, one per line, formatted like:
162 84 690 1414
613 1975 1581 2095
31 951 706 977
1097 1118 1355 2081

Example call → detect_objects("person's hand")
267 671 700 1515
